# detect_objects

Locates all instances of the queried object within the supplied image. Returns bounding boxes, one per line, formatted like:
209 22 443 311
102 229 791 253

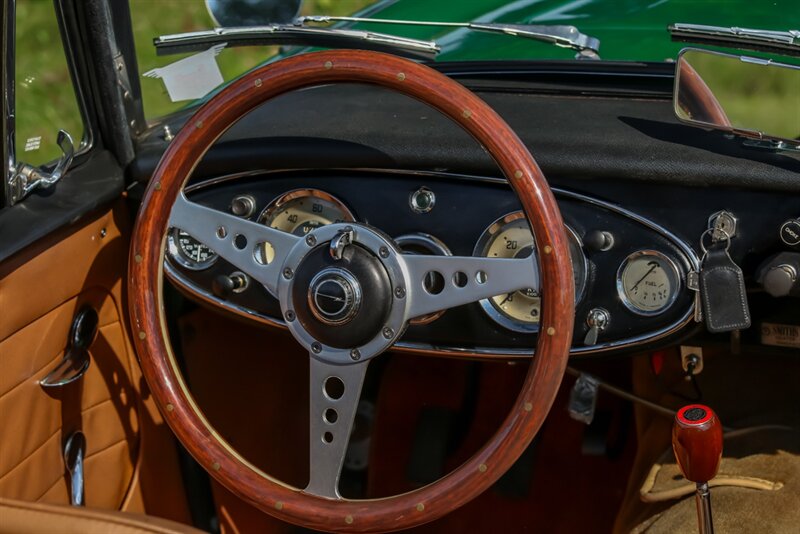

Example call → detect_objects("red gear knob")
672 405 723 484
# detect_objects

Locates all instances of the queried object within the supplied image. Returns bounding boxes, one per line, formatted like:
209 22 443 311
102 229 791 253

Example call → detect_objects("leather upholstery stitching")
0 320 122 397
33 439 129 502
701 265 750 330
0 397 115 480
0 289 120 345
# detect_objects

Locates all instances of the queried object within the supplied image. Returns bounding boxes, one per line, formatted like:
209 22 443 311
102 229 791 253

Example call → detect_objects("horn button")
292 243 392 349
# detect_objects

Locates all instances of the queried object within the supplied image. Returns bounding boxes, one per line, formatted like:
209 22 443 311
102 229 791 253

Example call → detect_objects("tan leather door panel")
0 205 138 509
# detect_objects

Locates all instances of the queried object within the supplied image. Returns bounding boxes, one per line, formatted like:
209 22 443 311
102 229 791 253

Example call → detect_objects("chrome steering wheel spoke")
402 254 539 320
169 193 301 295
305 356 369 499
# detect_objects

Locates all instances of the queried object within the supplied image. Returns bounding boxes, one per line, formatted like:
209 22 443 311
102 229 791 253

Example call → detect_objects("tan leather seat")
0 499 206 534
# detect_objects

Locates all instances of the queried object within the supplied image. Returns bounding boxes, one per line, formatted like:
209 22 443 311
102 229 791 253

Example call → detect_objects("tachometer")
167 228 218 270
617 250 681 315
257 189 355 263
473 212 587 333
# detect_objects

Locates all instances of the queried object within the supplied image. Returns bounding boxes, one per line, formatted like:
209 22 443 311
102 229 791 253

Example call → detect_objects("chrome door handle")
63 431 86 506
40 307 98 388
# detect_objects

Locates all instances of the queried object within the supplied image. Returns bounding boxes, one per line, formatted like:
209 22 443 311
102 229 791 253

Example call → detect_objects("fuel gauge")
617 250 681 316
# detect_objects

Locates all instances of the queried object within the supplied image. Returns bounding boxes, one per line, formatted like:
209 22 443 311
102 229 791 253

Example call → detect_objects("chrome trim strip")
257 187 356 227
168 167 701 358
165 261 286 330
3 0 15 206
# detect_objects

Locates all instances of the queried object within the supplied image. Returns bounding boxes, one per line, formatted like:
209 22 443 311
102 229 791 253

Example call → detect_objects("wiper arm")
669 23 800 57
298 16 601 58
154 25 439 60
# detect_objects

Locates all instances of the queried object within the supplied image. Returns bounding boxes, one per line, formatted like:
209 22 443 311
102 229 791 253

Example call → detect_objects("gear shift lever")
672 405 723 534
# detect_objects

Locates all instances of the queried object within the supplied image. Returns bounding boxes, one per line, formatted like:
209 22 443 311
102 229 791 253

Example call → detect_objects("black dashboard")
132 62 799 358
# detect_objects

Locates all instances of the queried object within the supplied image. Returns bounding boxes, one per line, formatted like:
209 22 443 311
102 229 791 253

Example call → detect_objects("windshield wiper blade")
154 25 440 60
297 16 601 58
669 23 800 57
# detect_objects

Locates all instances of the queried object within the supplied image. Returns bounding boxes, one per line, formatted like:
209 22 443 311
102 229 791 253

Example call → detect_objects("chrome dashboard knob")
763 264 797 298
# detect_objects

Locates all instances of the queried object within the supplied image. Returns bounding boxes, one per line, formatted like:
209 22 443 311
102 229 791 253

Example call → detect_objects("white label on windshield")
761 322 800 349
24 136 42 151
144 43 226 102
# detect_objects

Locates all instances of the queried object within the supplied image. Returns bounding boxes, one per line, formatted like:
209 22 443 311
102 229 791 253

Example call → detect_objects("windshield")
131 0 376 119
130 0 800 122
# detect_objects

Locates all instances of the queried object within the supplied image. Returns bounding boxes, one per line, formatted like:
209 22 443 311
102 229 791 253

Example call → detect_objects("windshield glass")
130 0 800 122
131 0 375 119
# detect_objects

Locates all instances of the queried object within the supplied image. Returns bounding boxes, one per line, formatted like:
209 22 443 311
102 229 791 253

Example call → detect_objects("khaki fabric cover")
633 426 800 533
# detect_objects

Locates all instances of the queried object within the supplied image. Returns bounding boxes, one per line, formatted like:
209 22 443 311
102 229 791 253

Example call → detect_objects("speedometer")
257 189 355 263
473 212 587 333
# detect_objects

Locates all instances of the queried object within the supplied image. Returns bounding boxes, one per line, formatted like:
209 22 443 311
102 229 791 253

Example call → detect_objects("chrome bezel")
167 227 219 270
307 267 362 326
616 250 682 317
276 222 408 365
472 211 587 333
395 233 452 325
257 188 356 229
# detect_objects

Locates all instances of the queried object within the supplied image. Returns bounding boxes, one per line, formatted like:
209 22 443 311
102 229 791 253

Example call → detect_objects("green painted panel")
351 0 800 62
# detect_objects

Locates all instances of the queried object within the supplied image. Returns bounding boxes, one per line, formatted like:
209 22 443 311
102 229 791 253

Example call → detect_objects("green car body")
349 0 800 62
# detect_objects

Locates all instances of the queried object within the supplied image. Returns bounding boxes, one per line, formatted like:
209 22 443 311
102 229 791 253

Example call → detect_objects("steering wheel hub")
279 223 408 361
308 268 361 326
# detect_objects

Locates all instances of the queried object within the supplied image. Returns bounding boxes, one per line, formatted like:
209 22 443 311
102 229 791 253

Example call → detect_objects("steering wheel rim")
129 50 575 533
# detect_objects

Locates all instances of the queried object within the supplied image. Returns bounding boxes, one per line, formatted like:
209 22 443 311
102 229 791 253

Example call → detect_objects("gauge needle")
317 293 345 303
498 292 514 306
631 262 658 292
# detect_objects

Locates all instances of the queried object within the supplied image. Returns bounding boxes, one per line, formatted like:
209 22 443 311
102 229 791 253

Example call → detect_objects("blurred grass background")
15 0 83 165
131 0 374 118
15 0 372 164
683 51 800 139
13 0 799 165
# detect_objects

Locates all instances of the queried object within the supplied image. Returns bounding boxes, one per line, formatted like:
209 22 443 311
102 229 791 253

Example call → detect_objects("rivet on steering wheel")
130 49 574 533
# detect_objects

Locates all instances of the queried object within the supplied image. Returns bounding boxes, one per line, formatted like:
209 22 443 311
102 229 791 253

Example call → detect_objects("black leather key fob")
699 247 751 333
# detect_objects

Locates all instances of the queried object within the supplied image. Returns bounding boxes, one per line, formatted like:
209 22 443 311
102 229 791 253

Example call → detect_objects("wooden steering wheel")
129 50 575 533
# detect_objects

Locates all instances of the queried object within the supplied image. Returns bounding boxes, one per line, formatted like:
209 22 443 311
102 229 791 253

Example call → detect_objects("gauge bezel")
472 211 587 333
167 227 219 270
616 249 682 317
396 233 452 326
257 188 356 229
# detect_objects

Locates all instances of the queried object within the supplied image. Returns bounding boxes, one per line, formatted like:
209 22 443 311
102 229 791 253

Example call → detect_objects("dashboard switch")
584 308 610 345
230 195 256 218
584 230 614 252
212 272 249 298
757 253 800 298
780 219 800 249
763 265 797 298
409 187 436 213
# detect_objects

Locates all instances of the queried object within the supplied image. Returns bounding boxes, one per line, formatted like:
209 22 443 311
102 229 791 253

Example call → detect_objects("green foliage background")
682 51 800 139
13 0 799 165
15 0 83 165
14 0 372 164
131 0 374 118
